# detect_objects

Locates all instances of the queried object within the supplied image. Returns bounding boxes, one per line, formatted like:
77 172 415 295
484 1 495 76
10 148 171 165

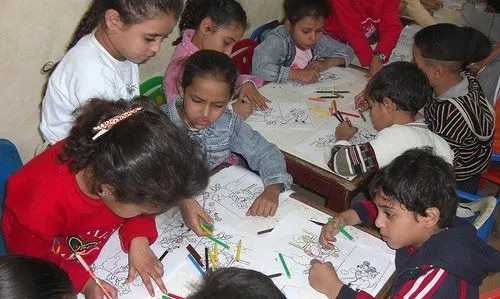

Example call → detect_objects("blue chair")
456 190 498 241
0 139 23 255
250 20 280 43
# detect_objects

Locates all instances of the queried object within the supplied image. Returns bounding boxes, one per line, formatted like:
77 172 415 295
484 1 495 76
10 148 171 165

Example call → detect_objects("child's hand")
308 58 346 72
246 184 281 217
82 277 118 299
232 101 253 120
354 91 368 109
290 67 320 84
308 259 344 298
127 237 167 297
319 216 347 249
335 122 358 141
179 198 214 236
239 81 270 110
366 55 384 78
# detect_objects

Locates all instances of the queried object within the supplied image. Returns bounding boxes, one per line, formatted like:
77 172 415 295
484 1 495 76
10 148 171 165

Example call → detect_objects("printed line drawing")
247 102 314 129
339 261 381 291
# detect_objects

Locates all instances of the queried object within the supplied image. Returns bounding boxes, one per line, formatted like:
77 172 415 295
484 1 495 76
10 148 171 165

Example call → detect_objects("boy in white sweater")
327 61 453 176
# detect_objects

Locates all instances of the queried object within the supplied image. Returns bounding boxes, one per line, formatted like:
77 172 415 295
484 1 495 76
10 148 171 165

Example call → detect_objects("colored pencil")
205 247 209 271
333 92 344 99
207 235 230 249
309 219 327 226
278 253 291 279
75 254 112 299
358 110 367 122
320 95 339 99
257 228 274 235
339 111 360 118
214 244 219 264
268 273 283 278
167 293 185 299
159 249 169 261
332 100 338 112
315 90 349 93
186 244 203 268
200 224 213 235
308 97 326 103
201 221 214 231
208 247 217 269
188 253 206 276
332 112 343 123
236 240 242 261
328 217 354 240
310 107 331 117
334 111 345 122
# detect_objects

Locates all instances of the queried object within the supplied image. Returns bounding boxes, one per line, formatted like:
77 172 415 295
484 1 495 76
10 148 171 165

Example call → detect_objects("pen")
75 254 112 299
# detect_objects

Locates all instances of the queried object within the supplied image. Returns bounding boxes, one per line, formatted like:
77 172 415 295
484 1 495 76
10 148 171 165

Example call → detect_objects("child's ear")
431 64 444 80
382 97 397 113
284 19 292 32
199 17 216 35
104 9 125 33
423 207 441 228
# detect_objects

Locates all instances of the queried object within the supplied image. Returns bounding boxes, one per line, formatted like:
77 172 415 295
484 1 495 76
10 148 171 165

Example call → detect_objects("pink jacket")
163 29 264 103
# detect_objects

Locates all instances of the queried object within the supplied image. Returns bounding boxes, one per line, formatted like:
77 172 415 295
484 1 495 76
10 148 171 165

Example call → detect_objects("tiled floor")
291 183 500 293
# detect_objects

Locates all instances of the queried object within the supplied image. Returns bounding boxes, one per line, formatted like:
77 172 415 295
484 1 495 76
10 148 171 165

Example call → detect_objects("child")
163 0 268 119
252 0 354 84
187 267 286 299
310 148 500 298
0 255 75 299
3 98 209 298
324 0 402 77
327 62 453 176
40 0 183 144
413 23 495 193
161 50 292 236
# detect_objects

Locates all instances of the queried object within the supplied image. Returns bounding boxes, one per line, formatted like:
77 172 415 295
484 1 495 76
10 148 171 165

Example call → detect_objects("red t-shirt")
324 0 402 66
2 142 157 291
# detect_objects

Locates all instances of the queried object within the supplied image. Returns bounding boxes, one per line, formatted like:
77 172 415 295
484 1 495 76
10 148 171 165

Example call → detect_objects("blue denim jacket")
161 99 293 190
252 25 355 83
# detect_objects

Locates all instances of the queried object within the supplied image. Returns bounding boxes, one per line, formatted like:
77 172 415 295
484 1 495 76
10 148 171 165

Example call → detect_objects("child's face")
200 22 245 56
181 76 232 129
373 192 430 249
412 45 437 88
109 13 177 64
287 16 325 50
367 98 392 131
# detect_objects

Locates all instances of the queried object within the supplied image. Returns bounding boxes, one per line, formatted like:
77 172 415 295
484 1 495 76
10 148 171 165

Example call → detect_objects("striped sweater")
424 72 495 181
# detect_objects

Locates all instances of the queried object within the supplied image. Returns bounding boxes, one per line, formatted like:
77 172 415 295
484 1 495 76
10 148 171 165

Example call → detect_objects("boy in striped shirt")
309 148 500 298
413 23 495 193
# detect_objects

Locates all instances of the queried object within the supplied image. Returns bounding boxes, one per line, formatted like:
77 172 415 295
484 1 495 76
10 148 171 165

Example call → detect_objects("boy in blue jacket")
309 148 500 298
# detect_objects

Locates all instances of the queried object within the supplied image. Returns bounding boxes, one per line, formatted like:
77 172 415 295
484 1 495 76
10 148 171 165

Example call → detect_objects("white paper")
246 101 315 130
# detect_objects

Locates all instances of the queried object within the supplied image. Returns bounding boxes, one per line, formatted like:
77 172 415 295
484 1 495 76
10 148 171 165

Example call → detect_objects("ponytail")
67 1 103 51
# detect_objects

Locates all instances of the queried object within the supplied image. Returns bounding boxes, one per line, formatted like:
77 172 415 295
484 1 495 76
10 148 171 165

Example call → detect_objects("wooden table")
254 66 375 212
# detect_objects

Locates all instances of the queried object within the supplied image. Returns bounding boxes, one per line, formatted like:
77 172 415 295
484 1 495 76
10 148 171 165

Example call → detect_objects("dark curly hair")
284 0 330 24
58 97 209 210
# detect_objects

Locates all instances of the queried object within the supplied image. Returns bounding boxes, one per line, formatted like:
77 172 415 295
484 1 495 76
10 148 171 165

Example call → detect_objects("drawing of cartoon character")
343 261 380 290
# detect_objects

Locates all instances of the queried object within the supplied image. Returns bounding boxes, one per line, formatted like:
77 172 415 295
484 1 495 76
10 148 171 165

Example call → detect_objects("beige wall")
0 0 283 162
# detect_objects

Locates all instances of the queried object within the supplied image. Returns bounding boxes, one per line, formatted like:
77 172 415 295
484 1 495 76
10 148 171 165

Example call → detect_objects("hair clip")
92 107 143 140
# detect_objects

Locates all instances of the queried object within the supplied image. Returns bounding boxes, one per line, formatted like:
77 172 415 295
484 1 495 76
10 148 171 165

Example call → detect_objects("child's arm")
319 209 361 249
288 67 321 84
252 35 292 83
315 34 355 67
235 78 270 111
246 183 281 217
373 0 403 67
309 260 375 299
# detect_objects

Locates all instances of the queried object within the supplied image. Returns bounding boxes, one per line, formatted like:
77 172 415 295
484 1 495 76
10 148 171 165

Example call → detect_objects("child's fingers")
150 269 168 295
269 202 278 217
126 265 137 283
140 274 155 297
101 280 119 299
246 198 259 216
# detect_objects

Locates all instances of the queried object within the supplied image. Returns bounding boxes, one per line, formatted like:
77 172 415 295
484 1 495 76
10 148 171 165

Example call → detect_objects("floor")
291 182 500 293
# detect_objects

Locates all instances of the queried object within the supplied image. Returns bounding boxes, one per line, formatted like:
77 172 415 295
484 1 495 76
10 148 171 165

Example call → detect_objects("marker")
207 235 230 249
320 95 339 99
208 248 217 269
159 249 169 261
308 97 326 103
257 228 274 235
309 219 327 226
187 253 206 277
214 244 219 264
332 100 338 112
236 240 242 262
200 224 213 235
201 221 214 231
205 247 209 271
278 253 291 279
186 244 203 268
332 112 343 123
316 90 349 93
328 217 354 240
339 111 360 118
167 293 185 299
310 107 331 117
268 273 283 279
75 254 112 299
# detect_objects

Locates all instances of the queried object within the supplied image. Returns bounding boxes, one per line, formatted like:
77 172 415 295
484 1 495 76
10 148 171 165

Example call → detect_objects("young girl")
0 255 75 299
163 0 269 119
40 0 183 145
162 50 292 236
3 98 209 298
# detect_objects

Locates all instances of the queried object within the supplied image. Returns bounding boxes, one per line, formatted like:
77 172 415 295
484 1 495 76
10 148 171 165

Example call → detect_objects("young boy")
251 0 354 84
328 62 453 176
310 148 500 298
413 23 495 193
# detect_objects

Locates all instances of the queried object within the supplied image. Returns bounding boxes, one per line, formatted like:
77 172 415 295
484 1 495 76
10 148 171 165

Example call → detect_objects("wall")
0 0 283 162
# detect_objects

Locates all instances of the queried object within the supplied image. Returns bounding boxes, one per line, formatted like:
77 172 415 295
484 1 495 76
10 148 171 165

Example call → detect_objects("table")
253 66 377 212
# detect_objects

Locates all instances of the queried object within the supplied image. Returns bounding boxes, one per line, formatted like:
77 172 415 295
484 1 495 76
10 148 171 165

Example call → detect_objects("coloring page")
247 101 314 130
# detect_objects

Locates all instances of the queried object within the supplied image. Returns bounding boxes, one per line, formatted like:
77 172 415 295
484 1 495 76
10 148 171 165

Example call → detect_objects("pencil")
278 253 291 279
332 112 343 123
320 95 339 99
236 240 242 262
75 254 112 299
205 247 209 271
310 107 331 117
214 244 219 264
257 228 274 235
188 253 206 277
208 248 217 269
339 111 360 118
200 224 213 235
159 249 169 261
167 293 185 299
308 97 326 103
335 111 345 122
186 244 203 267
332 100 338 112
207 235 230 249
316 90 349 93
268 273 283 278
328 217 354 240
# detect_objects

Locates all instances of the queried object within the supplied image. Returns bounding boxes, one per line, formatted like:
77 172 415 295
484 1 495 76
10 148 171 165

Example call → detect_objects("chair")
139 76 166 105
231 39 258 75
480 152 500 196
0 139 23 255
250 19 280 43
481 288 500 299
456 190 498 241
